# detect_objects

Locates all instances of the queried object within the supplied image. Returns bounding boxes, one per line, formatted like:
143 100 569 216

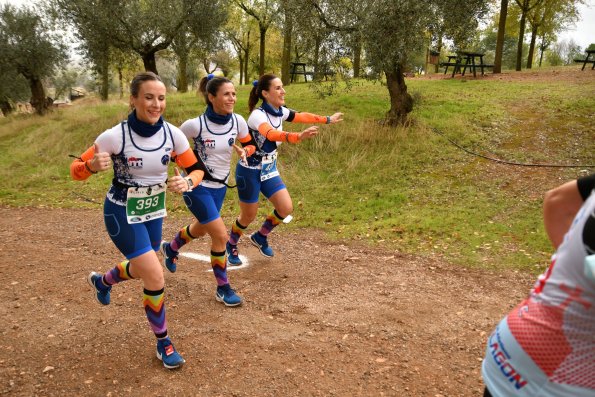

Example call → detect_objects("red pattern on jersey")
507 284 593 388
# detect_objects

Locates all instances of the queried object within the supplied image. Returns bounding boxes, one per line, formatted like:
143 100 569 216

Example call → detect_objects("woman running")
225 73 343 265
160 74 254 307
70 72 203 369
481 174 595 396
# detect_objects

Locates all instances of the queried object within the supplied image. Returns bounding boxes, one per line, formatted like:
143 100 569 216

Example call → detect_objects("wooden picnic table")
574 49 595 70
440 52 493 78
290 62 309 83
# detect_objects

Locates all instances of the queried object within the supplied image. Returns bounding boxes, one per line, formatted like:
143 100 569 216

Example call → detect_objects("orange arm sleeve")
292 112 328 124
70 145 96 181
238 135 256 156
257 122 300 144
175 148 204 187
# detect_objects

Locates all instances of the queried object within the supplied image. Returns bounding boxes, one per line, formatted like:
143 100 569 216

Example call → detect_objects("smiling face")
130 80 166 125
262 78 285 109
209 82 236 115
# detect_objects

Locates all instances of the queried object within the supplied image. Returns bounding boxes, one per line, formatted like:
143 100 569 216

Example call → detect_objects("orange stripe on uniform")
292 112 327 124
257 122 300 144
69 145 96 180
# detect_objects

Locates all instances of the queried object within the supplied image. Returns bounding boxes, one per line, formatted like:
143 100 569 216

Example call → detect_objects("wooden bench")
574 49 595 70
441 63 461 76
574 58 595 70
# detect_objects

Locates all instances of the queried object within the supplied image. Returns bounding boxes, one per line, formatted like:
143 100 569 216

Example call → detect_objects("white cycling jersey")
95 121 190 205
243 106 293 170
482 191 595 396
180 113 249 188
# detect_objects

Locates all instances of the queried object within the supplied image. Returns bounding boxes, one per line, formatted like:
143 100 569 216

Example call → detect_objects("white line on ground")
179 251 249 271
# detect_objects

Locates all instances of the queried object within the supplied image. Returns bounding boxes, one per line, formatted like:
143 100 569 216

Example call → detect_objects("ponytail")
249 74 278 112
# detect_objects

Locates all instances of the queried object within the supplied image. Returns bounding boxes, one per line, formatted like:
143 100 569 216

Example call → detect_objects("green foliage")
52 0 227 75
1 71 593 273
0 4 67 109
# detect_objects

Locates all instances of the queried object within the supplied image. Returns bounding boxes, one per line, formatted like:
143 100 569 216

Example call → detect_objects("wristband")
326 116 331 124
85 160 97 174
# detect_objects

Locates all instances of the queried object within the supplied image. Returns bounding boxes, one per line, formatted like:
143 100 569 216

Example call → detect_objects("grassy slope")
0 67 593 271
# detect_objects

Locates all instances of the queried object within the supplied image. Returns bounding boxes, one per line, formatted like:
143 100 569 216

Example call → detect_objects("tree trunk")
118 67 124 99
515 0 528 71
538 36 547 67
434 33 443 73
244 47 250 84
0 99 14 115
259 25 267 76
313 36 321 77
281 8 292 85
29 77 48 116
526 25 538 69
142 52 159 75
384 66 413 126
238 55 244 85
178 54 188 93
353 32 362 78
244 30 250 84
494 0 508 74
100 55 109 101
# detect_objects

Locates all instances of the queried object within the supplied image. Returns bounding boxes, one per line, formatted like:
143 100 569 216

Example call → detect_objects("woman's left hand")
329 112 344 124
167 168 192 193
232 143 247 164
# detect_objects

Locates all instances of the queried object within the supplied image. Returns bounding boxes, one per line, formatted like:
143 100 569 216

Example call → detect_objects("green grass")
1 66 593 271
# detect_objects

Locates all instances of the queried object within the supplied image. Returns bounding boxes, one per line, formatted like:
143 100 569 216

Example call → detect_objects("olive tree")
53 0 226 76
317 0 489 125
0 4 67 115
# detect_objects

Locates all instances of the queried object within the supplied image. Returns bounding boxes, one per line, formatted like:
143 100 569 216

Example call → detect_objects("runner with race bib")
70 72 204 370
226 73 344 265
160 74 255 307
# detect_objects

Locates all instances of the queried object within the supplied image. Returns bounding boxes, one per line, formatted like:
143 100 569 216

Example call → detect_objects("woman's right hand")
299 126 319 141
88 143 111 173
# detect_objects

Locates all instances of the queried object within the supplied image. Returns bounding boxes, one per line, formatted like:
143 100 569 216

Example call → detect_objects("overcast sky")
1 0 594 50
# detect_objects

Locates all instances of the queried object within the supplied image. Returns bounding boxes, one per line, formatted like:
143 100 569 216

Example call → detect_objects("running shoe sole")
87 271 109 305
215 293 243 307
249 234 274 258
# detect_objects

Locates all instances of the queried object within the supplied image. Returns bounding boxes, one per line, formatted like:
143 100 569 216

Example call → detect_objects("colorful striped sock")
211 250 228 286
229 219 246 246
259 209 284 236
170 225 195 252
103 260 133 286
143 288 167 339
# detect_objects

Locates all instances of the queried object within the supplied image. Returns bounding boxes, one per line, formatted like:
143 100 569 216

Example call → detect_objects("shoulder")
282 106 296 121
282 106 294 117
234 113 248 125
164 122 186 138
179 116 202 137
247 108 267 124
97 123 124 140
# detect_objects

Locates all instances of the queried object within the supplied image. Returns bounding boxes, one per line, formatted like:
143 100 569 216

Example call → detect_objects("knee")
240 212 257 225
212 229 228 247
140 267 165 290
278 204 293 219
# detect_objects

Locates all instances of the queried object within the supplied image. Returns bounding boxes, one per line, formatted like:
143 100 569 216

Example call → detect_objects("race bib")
126 185 167 224
261 152 280 182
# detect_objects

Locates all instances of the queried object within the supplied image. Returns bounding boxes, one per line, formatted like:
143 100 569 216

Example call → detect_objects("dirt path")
0 207 536 396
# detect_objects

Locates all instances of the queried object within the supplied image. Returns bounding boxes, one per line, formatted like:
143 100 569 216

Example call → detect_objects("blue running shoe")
226 242 242 266
87 272 111 305
156 337 185 369
216 284 243 307
250 232 274 257
160 241 178 273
